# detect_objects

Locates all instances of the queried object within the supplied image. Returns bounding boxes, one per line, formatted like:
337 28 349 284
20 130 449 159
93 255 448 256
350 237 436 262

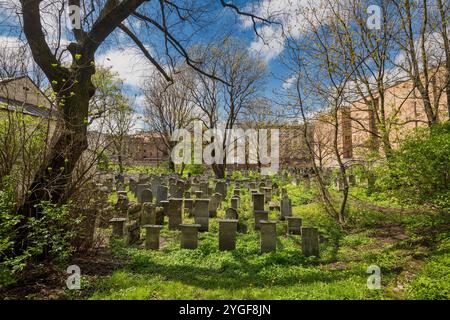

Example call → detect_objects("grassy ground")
69 184 449 300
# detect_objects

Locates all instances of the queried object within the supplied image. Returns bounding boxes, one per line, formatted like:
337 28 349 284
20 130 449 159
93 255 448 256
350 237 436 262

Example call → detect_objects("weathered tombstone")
156 185 168 205
180 224 201 249
199 182 209 196
208 193 222 218
138 189 153 204
281 188 288 198
260 220 277 253
141 203 155 225
225 207 238 220
215 181 227 199
286 217 302 235
190 183 200 193
127 203 142 220
184 191 191 199
230 196 240 210
155 207 165 225
280 196 293 220
135 184 148 200
233 188 241 197
254 210 269 231
110 218 126 238
125 221 140 244
253 193 265 211
194 190 203 198
218 219 238 251
115 194 129 218
159 200 169 217
167 198 183 230
261 187 272 203
301 227 319 256
194 199 210 232
184 198 194 217
129 179 137 195
249 182 256 189
142 225 163 250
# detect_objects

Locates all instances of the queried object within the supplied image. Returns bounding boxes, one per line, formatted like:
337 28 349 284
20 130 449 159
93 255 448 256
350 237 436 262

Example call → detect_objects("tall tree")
142 69 196 172
7 0 273 222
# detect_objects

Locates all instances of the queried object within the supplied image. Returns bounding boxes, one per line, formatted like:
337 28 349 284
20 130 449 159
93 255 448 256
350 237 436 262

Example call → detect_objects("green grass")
80 182 449 300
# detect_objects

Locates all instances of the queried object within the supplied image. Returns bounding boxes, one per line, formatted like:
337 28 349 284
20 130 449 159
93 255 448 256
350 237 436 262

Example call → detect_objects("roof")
0 75 56 119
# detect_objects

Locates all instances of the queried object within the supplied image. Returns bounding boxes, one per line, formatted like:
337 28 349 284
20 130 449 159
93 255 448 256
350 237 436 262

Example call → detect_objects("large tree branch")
20 0 68 80
118 23 173 83
85 0 146 54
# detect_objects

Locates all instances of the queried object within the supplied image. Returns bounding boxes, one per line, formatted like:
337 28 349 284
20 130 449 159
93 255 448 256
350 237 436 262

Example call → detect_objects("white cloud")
97 46 158 88
282 74 297 89
244 0 349 61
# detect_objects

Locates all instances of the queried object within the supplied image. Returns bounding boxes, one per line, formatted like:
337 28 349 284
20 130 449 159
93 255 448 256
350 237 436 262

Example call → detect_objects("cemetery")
0 0 449 303
6 167 439 300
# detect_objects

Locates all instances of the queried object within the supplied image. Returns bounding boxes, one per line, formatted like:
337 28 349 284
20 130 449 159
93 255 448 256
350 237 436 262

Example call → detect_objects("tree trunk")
212 163 226 179
14 69 95 252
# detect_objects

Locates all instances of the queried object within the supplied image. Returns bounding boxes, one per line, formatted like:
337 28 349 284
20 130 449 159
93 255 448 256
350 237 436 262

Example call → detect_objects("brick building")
313 71 448 168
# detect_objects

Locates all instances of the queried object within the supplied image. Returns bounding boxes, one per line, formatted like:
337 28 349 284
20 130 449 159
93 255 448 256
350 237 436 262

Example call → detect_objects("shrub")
376 122 450 210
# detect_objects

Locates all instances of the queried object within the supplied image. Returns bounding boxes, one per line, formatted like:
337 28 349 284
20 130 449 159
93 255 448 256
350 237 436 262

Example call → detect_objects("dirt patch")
367 223 409 244
0 247 126 300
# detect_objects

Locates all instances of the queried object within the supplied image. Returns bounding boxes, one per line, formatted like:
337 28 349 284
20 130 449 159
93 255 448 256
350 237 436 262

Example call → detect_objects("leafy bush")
376 122 450 210
0 191 75 286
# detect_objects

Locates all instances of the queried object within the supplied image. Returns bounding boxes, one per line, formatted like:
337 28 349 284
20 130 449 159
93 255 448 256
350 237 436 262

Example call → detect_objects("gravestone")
155 207 165 225
225 207 238 220
125 221 141 244
260 220 277 253
180 224 201 249
194 190 203 198
208 193 222 218
199 182 209 196
115 194 129 218
184 198 194 217
129 179 137 195
191 183 200 193
231 196 240 210
233 188 241 197
141 203 155 225
142 224 163 250
215 181 227 199
253 193 265 211
156 185 168 205
136 184 148 201
261 187 272 203
193 199 210 232
167 198 183 230
301 227 319 256
218 219 238 251
280 196 292 220
286 217 302 235
254 210 269 230
138 189 153 204
109 218 126 238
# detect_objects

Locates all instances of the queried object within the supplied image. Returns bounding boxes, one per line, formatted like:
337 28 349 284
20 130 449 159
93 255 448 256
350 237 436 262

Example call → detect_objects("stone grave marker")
180 224 201 249
301 227 319 256
260 220 277 253
142 224 163 250
218 219 238 251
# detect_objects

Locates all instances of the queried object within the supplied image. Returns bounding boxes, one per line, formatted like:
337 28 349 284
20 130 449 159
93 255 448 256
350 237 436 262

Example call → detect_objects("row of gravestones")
109 176 320 256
